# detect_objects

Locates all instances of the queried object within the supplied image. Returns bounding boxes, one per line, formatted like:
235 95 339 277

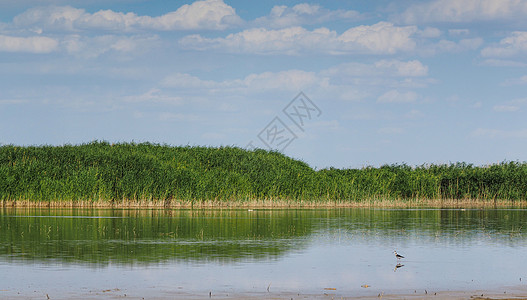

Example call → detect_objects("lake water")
1 208 527 299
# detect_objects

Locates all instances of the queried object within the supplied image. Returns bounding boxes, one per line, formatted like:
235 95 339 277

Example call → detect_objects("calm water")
1 208 527 299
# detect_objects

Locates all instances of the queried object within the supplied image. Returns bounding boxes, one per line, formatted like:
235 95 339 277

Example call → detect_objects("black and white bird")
394 263 404 272
393 250 404 260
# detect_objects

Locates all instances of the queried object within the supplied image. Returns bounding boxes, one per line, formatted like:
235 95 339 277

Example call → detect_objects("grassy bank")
1 142 527 207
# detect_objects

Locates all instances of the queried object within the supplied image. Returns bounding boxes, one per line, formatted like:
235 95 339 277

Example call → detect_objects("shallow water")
1 208 527 298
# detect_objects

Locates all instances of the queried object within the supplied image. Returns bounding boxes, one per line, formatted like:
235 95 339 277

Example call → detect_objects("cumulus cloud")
253 3 361 28
338 22 417 54
0 34 58 53
431 38 483 53
180 22 418 55
397 0 527 24
481 31 527 57
180 26 336 55
418 27 442 38
13 6 85 31
377 90 419 103
145 0 241 30
12 0 241 32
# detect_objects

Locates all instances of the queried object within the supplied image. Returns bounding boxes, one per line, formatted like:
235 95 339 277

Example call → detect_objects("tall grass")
1 141 526 205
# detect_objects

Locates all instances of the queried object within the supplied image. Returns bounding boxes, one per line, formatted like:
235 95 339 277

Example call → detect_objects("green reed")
1 141 526 203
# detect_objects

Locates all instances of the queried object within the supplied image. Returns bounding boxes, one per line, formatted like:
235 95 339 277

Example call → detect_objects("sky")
1 0 527 169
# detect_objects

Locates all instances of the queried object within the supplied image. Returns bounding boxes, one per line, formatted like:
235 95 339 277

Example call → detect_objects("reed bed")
1 141 527 208
3 198 525 209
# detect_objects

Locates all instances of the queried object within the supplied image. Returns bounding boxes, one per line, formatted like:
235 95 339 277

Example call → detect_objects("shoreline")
3 286 527 300
2 198 527 209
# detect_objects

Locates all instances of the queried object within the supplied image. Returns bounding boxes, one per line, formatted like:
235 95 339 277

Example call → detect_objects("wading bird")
393 250 404 260
394 263 404 272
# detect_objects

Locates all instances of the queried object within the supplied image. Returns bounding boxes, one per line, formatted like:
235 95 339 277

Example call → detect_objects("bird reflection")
393 263 404 272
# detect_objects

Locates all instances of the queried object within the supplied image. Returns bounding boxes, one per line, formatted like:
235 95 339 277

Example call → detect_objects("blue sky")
1 0 527 169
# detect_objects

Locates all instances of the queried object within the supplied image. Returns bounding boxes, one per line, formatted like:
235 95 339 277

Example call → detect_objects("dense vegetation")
1 142 526 204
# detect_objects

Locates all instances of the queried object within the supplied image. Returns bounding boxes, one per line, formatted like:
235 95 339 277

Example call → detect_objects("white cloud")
62 34 159 58
158 60 430 106
397 0 527 24
434 38 483 52
124 88 183 105
481 31 527 57
13 6 85 31
161 59 429 98
12 0 241 32
180 22 418 55
162 73 220 89
374 60 428 77
338 22 417 54
418 27 442 38
162 70 323 92
377 90 419 103
144 0 241 31
180 26 337 55
0 34 58 53
253 3 361 28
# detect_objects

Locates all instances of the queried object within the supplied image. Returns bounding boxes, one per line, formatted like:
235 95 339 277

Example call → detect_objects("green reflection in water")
0 208 315 265
1 208 526 266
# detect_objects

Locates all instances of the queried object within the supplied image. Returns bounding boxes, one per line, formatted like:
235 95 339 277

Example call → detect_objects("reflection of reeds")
1 142 527 207
0 207 318 264
2 198 526 208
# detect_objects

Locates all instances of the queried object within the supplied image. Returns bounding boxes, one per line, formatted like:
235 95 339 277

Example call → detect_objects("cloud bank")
12 0 242 32
180 22 418 55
